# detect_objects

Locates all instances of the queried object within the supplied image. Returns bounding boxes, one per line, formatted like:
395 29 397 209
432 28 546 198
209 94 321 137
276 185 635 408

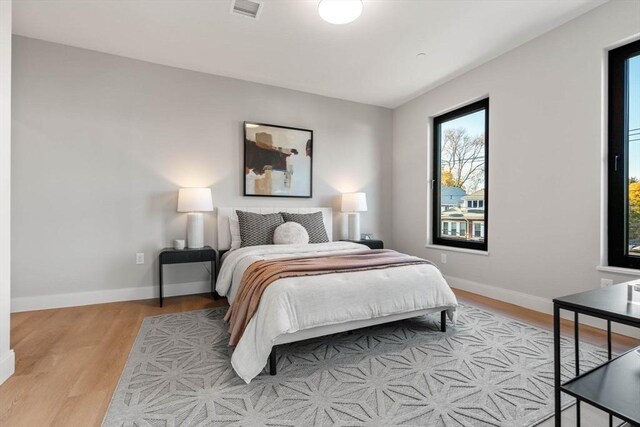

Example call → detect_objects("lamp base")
347 213 360 241
187 212 204 248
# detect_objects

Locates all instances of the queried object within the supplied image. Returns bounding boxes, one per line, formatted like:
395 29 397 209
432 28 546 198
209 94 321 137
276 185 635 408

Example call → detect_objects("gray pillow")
236 210 284 247
280 212 329 243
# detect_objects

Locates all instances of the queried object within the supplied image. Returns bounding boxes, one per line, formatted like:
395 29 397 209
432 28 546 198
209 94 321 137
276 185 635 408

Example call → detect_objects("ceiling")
12 0 606 108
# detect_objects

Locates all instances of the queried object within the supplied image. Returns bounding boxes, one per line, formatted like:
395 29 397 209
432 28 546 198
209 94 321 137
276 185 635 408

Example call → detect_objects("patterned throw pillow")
236 211 284 247
280 212 329 243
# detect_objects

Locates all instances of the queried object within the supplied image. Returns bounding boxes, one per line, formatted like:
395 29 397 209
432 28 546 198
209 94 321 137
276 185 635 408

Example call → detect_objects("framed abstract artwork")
243 122 313 198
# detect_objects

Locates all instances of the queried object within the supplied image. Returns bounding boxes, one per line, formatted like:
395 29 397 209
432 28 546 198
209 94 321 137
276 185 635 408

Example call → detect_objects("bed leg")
440 310 447 332
269 346 277 376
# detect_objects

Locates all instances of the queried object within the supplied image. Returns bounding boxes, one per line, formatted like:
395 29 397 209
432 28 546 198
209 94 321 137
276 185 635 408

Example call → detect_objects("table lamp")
341 192 367 240
177 188 213 249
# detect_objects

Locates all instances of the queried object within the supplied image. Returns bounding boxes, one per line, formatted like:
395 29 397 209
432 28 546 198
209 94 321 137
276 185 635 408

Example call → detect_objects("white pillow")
273 222 309 245
229 217 241 250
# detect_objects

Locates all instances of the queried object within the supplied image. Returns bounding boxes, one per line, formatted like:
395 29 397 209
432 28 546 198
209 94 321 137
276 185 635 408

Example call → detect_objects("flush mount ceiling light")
318 0 363 25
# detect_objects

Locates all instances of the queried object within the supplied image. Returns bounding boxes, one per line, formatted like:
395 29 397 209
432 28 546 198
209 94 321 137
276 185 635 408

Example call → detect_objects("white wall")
0 0 15 384
392 1 640 321
11 36 393 311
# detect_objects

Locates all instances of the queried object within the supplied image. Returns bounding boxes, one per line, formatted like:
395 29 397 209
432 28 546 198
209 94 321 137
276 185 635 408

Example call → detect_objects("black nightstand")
158 246 217 307
341 239 384 250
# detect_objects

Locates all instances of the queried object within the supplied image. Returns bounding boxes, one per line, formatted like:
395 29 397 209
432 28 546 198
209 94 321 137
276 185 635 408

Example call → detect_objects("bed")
216 207 458 383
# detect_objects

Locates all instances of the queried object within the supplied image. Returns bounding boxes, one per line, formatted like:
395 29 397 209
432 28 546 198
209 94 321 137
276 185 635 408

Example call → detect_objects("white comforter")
216 242 458 383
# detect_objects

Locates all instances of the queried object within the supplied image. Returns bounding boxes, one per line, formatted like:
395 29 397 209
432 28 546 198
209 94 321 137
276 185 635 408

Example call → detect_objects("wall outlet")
600 278 613 288
441 253 447 264
136 252 144 265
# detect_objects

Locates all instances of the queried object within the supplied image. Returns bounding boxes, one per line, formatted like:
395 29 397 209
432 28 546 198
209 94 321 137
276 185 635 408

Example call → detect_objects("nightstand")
158 246 217 307
341 239 384 250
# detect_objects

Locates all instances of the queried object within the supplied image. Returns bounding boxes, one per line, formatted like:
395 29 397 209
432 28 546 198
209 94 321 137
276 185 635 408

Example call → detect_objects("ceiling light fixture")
318 0 363 25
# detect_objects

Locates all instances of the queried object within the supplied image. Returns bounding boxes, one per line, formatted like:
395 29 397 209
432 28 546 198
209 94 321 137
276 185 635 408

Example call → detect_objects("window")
474 222 485 238
608 39 640 269
433 98 489 250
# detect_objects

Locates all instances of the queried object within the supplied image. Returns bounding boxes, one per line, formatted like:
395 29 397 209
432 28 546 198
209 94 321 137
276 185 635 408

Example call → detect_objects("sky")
440 109 486 192
440 109 486 138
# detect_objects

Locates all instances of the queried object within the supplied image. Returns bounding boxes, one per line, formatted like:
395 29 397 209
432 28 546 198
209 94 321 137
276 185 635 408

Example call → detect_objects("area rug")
102 304 609 427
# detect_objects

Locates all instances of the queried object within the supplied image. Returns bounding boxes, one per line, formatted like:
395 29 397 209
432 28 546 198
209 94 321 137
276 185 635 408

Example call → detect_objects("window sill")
424 244 489 256
596 265 640 276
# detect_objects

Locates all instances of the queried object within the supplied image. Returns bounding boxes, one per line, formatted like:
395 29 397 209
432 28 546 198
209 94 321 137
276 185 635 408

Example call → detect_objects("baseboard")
446 275 640 340
0 349 15 385
10 275 640 339
446 275 554 313
11 280 211 313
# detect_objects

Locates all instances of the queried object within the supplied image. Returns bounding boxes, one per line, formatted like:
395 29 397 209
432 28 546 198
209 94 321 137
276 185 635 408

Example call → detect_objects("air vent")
230 0 263 19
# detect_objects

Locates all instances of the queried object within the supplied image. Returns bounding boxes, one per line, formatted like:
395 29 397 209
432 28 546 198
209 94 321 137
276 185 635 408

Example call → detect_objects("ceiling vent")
230 0 263 19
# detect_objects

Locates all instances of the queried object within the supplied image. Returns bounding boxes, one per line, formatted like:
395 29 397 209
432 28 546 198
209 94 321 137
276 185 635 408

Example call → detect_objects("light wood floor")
0 289 637 426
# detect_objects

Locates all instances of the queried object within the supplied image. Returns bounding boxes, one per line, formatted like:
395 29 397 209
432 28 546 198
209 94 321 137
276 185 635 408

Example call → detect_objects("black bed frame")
268 309 448 375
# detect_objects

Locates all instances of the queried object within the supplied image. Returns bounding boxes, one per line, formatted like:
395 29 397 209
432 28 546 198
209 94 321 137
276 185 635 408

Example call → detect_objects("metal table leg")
608 320 612 427
159 262 163 307
574 312 580 427
210 260 217 300
554 302 562 427
269 346 277 375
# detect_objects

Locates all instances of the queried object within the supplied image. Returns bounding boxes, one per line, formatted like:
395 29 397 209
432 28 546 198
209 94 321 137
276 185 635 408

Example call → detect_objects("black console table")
158 246 217 307
553 283 640 426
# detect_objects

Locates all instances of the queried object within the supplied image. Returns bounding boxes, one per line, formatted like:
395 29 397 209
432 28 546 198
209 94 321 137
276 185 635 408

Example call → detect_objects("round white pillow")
273 222 309 245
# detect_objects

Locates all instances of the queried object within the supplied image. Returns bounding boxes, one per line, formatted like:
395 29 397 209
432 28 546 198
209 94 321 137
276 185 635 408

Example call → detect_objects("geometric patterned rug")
102 304 609 427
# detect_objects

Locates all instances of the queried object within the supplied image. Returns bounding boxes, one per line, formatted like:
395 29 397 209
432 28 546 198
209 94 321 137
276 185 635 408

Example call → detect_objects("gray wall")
11 36 393 303
0 0 15 384
392 0 640 313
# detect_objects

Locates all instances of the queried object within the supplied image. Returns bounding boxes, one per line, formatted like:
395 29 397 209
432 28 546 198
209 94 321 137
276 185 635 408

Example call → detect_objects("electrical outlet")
600 278 613 288
441 253 447 264
136 253 144 265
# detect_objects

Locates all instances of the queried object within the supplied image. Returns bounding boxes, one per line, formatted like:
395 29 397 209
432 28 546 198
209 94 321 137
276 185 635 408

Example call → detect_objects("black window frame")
608 39 640 269
432 98 489 251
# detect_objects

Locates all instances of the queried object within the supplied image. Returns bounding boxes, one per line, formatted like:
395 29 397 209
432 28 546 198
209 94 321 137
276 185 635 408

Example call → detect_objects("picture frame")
243 122 313 198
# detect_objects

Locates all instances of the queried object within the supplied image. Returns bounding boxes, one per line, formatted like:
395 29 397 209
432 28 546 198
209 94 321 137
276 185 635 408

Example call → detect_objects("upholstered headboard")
217 207 333 250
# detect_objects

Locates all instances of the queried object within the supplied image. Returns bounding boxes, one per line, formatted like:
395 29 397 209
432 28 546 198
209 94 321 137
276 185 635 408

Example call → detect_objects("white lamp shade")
177 188 213 212
341 192 367 212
